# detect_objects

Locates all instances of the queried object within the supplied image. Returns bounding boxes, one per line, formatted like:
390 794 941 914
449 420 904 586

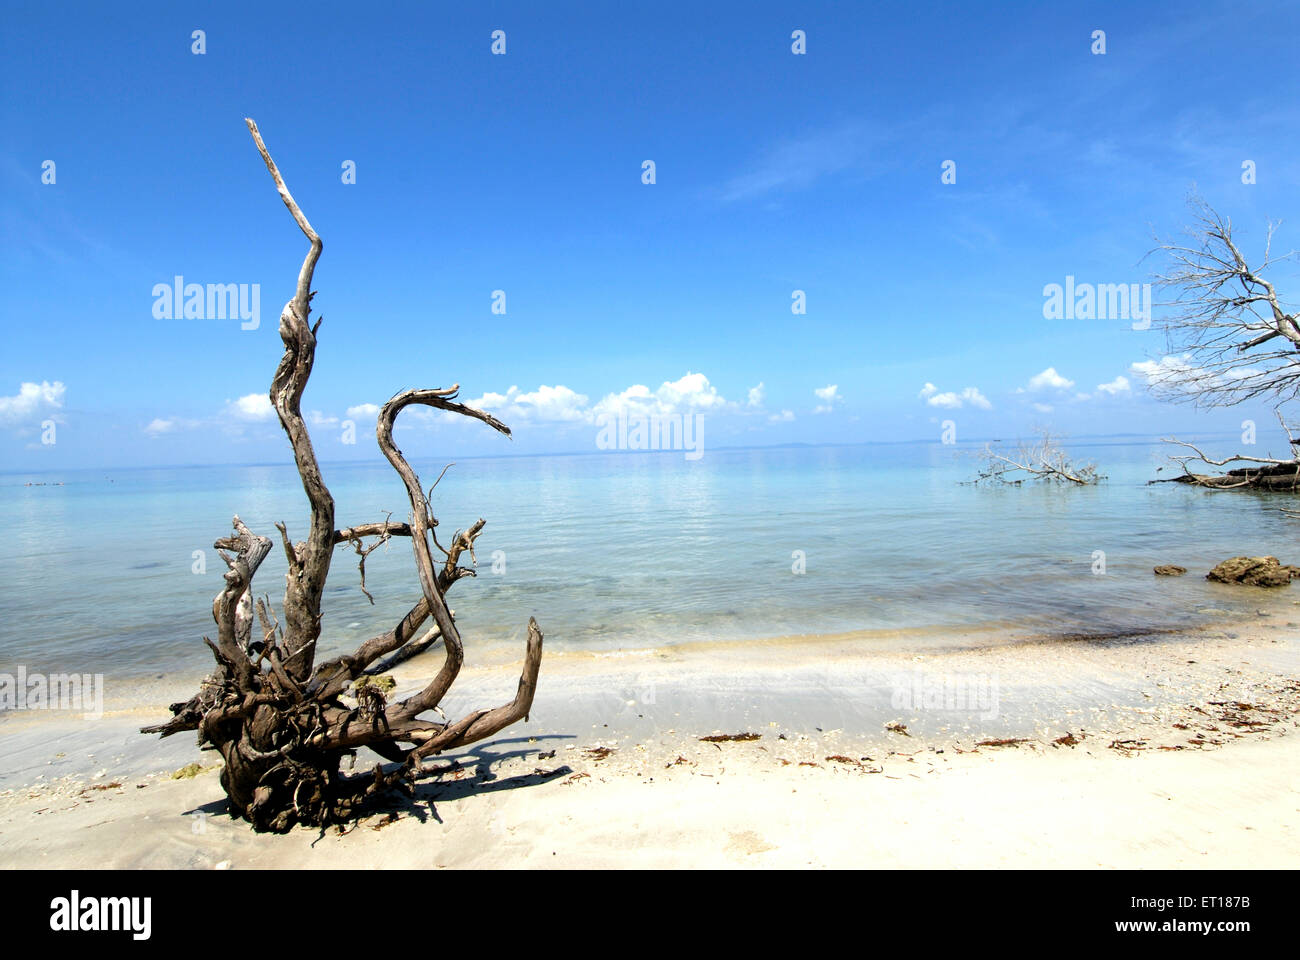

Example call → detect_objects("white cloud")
1127 355 1264 393
143 416 202 437
227 393 275 421
655 372 727 411
349 374 747 431
1130 358 1181 382
469 384 590 423
592 383 652 417
329 372 808 433
401 373 732 429
925 386 991 410
1027 367 1075 391
1032 403 1054 413
813 384 842 414
0 380 65 425
918 383 938 399
592 372 726 420
1096 375 1130 395
308 410 339 427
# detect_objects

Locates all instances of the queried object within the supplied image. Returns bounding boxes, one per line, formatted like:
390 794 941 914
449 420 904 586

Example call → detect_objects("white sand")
2 622 1297 868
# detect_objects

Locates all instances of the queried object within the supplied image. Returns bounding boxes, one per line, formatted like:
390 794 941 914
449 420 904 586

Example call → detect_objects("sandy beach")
2 618 1297 869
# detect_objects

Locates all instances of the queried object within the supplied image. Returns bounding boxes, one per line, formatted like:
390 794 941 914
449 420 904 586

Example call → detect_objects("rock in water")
1205 556 1300 587
1153 565 1187 576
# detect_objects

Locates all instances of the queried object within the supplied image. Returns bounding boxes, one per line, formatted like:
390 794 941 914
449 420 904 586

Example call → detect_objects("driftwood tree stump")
142 119 543 832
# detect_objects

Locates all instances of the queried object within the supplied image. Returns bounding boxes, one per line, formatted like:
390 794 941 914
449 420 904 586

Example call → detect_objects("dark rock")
1153 565 1187 576
1206 556 1299 587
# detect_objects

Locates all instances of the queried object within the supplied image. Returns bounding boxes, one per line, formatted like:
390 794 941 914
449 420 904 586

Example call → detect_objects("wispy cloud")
717 122 889 204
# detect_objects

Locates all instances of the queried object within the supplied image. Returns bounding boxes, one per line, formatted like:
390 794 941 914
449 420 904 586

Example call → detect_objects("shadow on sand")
181 733 577 839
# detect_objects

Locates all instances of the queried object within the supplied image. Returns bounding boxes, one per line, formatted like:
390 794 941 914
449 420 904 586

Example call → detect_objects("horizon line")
0 429 1251 477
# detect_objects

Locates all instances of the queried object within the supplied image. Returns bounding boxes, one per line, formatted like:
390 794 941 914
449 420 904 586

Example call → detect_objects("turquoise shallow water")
2 437 1298 691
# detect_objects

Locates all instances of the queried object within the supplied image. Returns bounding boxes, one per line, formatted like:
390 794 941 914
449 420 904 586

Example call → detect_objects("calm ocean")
2 437 1297 696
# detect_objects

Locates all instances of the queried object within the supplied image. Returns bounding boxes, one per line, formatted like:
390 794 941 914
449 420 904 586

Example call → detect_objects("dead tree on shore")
142 120 544 832
1146 198 1300 489
1158 409 1300 490
971 430 1102 485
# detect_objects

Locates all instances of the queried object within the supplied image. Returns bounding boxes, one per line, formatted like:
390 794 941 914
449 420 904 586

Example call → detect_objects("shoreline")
3 600 1294 729
1 619 1297 868
3 616 1297 785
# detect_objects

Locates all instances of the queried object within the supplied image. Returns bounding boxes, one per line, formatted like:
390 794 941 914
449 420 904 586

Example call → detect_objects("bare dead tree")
1147 197 1300 406
142 120 544 832
970 429 1101 486
1155 408 1300 490
1143 198 1300 488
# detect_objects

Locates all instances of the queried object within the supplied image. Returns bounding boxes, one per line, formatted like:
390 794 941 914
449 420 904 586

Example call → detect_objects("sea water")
1 437 1297 698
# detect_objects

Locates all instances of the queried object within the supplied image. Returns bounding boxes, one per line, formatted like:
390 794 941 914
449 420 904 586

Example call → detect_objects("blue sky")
3 0 1299 469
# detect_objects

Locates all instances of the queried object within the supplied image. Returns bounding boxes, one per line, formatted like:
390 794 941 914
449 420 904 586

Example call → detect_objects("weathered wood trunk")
1166 461 1300 490
142 120 545 832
